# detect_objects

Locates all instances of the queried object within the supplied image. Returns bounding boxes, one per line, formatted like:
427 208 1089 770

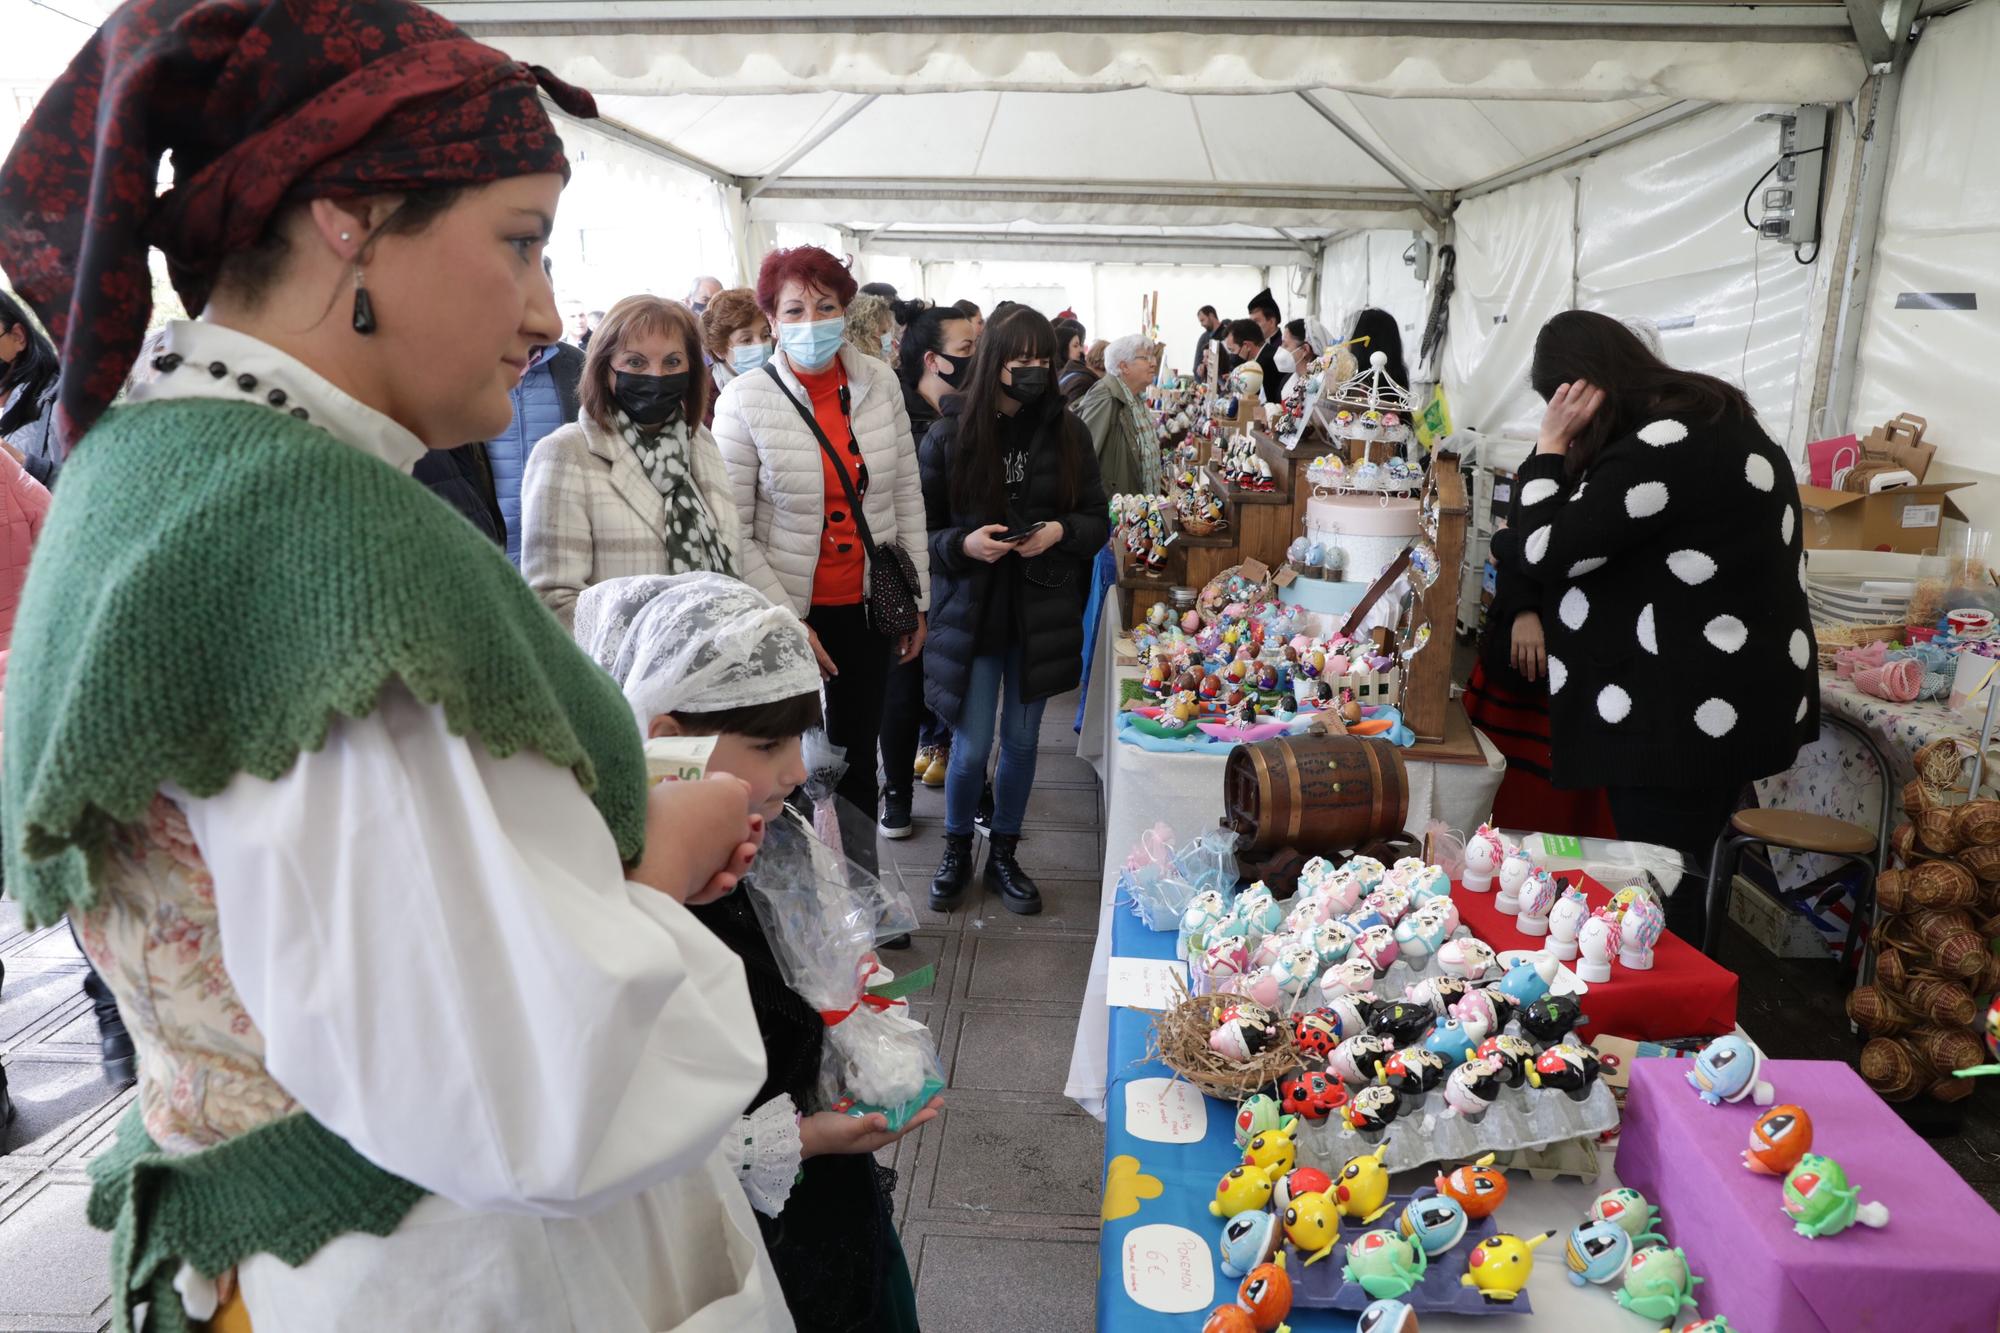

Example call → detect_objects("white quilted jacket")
712 345 931 616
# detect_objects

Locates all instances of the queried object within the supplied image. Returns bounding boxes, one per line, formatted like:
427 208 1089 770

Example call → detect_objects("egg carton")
1297 1076 1618 1176
1286 1190 1531 1316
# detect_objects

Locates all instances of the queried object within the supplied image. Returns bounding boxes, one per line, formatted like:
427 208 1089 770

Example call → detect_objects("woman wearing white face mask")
1278 318 1315 379
713 246 930 881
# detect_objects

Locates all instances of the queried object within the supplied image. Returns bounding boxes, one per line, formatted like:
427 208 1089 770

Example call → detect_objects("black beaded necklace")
151 352 310 423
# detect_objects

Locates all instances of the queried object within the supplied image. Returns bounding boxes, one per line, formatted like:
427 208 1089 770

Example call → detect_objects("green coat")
1076 372 1145 496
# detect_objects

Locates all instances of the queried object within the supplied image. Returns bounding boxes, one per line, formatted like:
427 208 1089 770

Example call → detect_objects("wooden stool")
1700 712 1893 969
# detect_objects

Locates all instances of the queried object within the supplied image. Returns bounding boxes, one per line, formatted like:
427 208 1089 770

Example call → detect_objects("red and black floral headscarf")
0 0 597 443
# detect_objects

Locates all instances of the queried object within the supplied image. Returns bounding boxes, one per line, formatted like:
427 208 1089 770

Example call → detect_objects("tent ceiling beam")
1452 100 1711 200
1842 0 1917 63
1271 226 1323 265
863 228 1310 258
540 95 745 189
438 3 1858 40
743 94 880 199
750 177 1421 211
1295 93 1446 224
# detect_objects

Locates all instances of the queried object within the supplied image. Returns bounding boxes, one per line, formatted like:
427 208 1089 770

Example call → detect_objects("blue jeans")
946 647 1045 837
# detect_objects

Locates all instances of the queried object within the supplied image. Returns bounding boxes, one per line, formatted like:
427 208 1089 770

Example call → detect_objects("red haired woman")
713 246 930 877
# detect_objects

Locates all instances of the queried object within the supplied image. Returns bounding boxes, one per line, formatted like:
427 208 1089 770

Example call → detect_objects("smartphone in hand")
997 521 1046 543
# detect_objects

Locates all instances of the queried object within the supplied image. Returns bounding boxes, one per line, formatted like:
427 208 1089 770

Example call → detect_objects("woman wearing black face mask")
918 306 1109 913
878 306 979 833
523 294 740 629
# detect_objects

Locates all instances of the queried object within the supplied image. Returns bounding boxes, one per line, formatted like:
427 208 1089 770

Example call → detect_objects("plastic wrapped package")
739 811 941 1130
1503 830 1684 901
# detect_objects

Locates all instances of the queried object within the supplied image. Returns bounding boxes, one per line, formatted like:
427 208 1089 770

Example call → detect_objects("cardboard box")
1726 875 1829 960
1796 481 1971 554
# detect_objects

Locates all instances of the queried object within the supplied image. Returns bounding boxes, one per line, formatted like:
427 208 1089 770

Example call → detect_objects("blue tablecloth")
1097 907 1362 1331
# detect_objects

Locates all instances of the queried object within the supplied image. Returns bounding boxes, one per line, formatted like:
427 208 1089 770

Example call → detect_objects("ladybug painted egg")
1293 1010 1343 1062
1744 1104 1814 1176
1279 1070 1347 1123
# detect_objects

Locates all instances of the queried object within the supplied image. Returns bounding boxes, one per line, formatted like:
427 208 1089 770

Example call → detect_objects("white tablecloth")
1066 599 1506 1118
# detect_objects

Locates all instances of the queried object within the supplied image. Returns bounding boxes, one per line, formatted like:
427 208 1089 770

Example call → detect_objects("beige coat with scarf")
521 411 743 630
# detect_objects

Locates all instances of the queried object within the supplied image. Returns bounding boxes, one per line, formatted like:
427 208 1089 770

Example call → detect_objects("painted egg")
1399 1191 1470 1257
1272 1165 1334 1216
1368 1000 1436 1048
1477 1035 1537 1089
1589 1187 1661 1242
1403 975 1469 1017
1744 1104 1814 1176
1564 1217 1633 1287
1341 1084 1401 1134
1444 1057 1505 1119
1318 957 1378 1003
1334 1145 1395 1223
1438 1156 1510 1219
1233 1093 1297 1150
1282 1191 1342 1264
1491 954 1559 1008
1356 925 1401 975
1448 988 1506 1044
1237 1255 1293 1327
1436 937 1498 982
1201 1305 1258 1333
1279 1069 1349 1123
1687 1034 1768 1106
1293 1009 1344 1062
1379 1045 1449 1098
1421 1018 1478 1067
1517 993 1588 1044
1210 1163 1276 1217
1342 1229 1427 1300
1530 1042 1603 1101
1331 1033 1401 1087
1310 918 1361 967
1242 1124 1299 1177
1219 1208 1282 1278
1356 1299 1419 1333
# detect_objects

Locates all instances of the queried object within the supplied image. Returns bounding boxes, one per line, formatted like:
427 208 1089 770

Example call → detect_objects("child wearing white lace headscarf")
573 572 930 1333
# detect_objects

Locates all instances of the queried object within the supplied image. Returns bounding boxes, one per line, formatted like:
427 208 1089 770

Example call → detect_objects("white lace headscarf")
573 572 821 727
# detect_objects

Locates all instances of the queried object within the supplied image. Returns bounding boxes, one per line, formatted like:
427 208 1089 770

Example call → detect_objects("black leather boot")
983 834 1042 915
81 962 136 1088
930 833 975 910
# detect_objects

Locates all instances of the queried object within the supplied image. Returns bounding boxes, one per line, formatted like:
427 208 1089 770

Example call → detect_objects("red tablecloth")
1453 874 1738 1042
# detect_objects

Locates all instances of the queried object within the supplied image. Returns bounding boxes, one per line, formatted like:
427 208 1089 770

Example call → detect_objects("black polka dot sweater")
1513 411 1820 791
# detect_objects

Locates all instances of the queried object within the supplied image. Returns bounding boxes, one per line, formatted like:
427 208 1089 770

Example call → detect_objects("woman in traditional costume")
0 2 791 1328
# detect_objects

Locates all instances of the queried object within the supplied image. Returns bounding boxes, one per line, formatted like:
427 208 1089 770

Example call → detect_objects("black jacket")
919 397 1110 723
903 381 939 453
1512 411 1818 791
1256 338 1290 402
1476 464 1543 694
412 441 506 547
1058 359 1099 406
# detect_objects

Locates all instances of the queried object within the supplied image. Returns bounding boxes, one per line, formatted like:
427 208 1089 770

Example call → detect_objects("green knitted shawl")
3 396 649 924
2 397 651 1330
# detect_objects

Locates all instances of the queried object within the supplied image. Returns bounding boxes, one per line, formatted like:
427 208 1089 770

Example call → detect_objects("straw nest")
1147 986 1300 1101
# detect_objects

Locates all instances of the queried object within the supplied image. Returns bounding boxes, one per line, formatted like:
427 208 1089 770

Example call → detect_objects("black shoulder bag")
762 363 922 638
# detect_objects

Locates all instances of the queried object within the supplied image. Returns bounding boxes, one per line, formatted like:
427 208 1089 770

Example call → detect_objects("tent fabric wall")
1854 0 2000 517
550 119 739 310
1316 231 1430 366
1446 173 1578 440
1575 104 1818 449
489 30 1866 104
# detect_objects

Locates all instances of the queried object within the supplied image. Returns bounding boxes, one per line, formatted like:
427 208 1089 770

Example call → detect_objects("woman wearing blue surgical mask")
713 246 931 884
702 287 774 403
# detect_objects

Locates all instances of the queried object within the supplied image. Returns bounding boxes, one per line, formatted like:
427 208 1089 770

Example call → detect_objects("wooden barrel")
1223 733 1410 855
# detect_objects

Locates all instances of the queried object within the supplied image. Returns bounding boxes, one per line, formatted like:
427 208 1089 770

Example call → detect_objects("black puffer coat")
919 397 1109 724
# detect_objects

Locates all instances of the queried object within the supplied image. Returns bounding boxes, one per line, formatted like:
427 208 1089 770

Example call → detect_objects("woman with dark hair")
879 306 978 829
0 2 785 1326
1054 317 1095 404
713 245 930 879
919 306 1109 913
1280 317 1316 378
0 292 62 486
522 294 739 629
1347 306 1409 391
1512 309 1817 945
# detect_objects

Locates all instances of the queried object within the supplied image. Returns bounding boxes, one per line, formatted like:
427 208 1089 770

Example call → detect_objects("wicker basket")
1860 1037 1927 1101
1847 984 1917 1035
1916 738 1968 800
1147 988 1301 1100
1955 800 2000 848
1911 859 1979 911
1815 623 1908 670
1917 807 1963 856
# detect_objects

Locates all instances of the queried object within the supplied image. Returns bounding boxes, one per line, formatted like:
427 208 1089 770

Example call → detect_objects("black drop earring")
351 265 377 336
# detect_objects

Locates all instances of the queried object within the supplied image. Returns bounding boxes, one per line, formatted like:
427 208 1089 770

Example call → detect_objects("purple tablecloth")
1617 1057 2000 1332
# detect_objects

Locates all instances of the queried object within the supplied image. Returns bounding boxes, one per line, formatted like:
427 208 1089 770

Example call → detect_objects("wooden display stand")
1403 450 1468 744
